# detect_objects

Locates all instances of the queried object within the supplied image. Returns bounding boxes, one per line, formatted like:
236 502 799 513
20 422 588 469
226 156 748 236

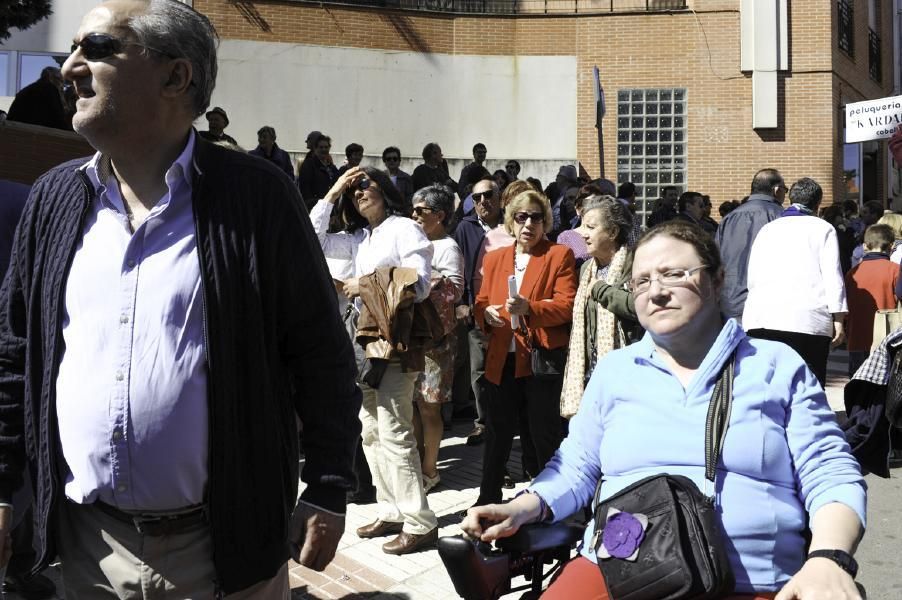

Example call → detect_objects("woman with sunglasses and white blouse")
410 184 465 493
471 190 578 509
311 166 440 556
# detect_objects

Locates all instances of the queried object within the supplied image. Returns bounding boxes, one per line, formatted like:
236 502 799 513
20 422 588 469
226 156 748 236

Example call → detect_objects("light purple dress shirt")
56 131 209 511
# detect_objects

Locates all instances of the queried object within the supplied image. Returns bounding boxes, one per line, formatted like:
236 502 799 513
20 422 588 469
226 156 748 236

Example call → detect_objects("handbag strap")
704 350 736 484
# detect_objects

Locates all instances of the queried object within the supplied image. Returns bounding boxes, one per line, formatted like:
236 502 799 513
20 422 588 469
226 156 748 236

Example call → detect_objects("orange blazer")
474 240 577 385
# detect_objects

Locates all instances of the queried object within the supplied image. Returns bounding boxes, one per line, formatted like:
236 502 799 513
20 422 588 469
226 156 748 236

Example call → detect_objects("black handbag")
530 345 567 380
590 353 737 600
343 304 388 388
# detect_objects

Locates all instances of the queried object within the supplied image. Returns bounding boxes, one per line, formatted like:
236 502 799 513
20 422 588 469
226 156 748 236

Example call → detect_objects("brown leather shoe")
382 528 438 555
356 519 404 539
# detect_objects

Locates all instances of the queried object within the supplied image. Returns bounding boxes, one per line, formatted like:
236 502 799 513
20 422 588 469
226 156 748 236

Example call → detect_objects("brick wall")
0 121 93 185
196 0 892 212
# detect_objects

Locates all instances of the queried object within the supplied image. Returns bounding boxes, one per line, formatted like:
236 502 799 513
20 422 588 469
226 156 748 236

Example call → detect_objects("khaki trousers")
360 362 438 534
57 501 290 599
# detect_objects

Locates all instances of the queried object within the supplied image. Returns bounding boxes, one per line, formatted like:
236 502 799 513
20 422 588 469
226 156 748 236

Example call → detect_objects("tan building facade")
193 0 896 217
0 1 895 215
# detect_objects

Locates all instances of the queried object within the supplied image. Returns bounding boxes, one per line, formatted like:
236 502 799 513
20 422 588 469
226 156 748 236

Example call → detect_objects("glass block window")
616 88 687 225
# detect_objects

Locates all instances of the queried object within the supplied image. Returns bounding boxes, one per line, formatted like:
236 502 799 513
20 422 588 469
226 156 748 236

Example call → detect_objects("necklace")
514 252 530 273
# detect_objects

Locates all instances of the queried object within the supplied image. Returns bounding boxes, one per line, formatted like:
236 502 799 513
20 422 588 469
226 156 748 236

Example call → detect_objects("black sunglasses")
412 206 435 216
513 211 544 225
384 156 400 162
355 178 373 191
472 190 496 202
71 33 171 60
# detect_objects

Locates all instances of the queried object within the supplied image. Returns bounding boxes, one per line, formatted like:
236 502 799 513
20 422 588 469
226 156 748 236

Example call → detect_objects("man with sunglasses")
382 145 414 203
452 177 513 446
505 160 521 181
0 1 361 598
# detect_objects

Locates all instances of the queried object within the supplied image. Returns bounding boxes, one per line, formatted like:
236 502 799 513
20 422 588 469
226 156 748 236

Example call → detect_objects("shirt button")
115 371 124 381
112 429 123 441
117 483 127 492
119 315 129 324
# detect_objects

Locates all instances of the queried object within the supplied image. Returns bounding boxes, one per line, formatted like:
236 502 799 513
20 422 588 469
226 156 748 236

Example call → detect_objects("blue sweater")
530 319 866 593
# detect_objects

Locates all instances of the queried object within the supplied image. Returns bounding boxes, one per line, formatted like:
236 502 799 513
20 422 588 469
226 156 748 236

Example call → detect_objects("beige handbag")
871 303 902 351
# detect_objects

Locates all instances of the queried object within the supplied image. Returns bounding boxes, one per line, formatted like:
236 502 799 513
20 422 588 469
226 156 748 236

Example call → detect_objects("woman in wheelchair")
461 221 866 600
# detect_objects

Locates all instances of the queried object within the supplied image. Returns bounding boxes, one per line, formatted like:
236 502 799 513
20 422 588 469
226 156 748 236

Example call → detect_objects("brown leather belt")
93 501 208 536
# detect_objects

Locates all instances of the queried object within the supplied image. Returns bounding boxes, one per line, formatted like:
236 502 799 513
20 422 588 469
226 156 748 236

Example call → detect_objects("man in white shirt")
743 177 847 386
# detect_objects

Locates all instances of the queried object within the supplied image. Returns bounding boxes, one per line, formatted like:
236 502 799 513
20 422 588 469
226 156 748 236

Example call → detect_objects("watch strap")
807 549 859 578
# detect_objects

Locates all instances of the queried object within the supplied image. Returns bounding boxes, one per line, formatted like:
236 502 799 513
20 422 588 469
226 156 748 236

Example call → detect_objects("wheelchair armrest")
495 521 585 554
438 535 511 600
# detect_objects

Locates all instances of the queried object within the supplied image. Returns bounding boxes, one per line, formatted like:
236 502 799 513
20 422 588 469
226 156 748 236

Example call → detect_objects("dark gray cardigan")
0 138 361 593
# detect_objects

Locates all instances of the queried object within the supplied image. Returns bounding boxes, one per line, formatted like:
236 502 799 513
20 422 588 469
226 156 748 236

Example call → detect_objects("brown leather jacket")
356 267 444 372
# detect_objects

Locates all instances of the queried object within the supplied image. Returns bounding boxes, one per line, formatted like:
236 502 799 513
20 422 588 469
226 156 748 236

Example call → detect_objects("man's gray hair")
129 0 219 117
412 184 456 228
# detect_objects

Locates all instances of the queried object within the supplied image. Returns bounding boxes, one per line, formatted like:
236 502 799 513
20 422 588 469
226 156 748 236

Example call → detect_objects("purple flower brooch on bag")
595 508 649 561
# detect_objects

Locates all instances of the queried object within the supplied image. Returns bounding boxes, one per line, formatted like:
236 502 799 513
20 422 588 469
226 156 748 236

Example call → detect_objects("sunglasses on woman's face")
513 211 544 225
71 32 171 60
412 206 435 216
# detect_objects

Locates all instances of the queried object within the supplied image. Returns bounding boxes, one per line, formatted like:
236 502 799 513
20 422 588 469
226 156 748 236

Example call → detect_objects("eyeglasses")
625 265 708 294
513 211 545 225
472 190 495 203
70 33 171 61
384 156 400 162
505 164 518 171
355 178 372 191
412 206 434 216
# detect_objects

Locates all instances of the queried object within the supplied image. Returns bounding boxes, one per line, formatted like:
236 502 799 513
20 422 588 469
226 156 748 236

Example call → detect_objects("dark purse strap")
590 349 737 509
704 351 736 489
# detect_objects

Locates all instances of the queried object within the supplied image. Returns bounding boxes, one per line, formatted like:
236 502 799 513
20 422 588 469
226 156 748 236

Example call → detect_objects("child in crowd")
845 224 901 375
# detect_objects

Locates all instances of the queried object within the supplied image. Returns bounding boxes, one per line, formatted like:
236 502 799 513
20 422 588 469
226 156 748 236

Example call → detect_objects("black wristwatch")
807 549 858 578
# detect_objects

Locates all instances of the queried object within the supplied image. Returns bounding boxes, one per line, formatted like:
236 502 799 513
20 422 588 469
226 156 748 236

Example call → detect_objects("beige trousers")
57 501 290 599
360 362 438 534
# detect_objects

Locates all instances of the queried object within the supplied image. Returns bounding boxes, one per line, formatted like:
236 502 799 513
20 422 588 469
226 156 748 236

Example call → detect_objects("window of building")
0 52 9 97
868 0 881 82
616 88 687 224
838 0 854 57
17 53 66 91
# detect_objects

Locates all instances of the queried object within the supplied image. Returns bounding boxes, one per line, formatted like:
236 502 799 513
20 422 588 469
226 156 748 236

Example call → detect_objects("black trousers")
477 355 563 505
746 328 831 388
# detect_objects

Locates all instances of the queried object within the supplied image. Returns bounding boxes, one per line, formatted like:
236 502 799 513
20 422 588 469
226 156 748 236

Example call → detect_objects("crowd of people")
1 0 899 598
303 142 892 598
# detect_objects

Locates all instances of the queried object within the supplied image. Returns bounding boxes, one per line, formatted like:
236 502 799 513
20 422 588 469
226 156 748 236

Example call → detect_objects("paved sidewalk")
290 420 529 600
8 348 899 600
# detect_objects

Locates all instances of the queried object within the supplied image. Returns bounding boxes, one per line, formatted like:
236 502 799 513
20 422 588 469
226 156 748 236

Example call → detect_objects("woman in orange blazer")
471 189 578 506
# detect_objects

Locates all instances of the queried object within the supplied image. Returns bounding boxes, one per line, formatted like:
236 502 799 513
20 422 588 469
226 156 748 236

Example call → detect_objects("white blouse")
310 200 433 301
